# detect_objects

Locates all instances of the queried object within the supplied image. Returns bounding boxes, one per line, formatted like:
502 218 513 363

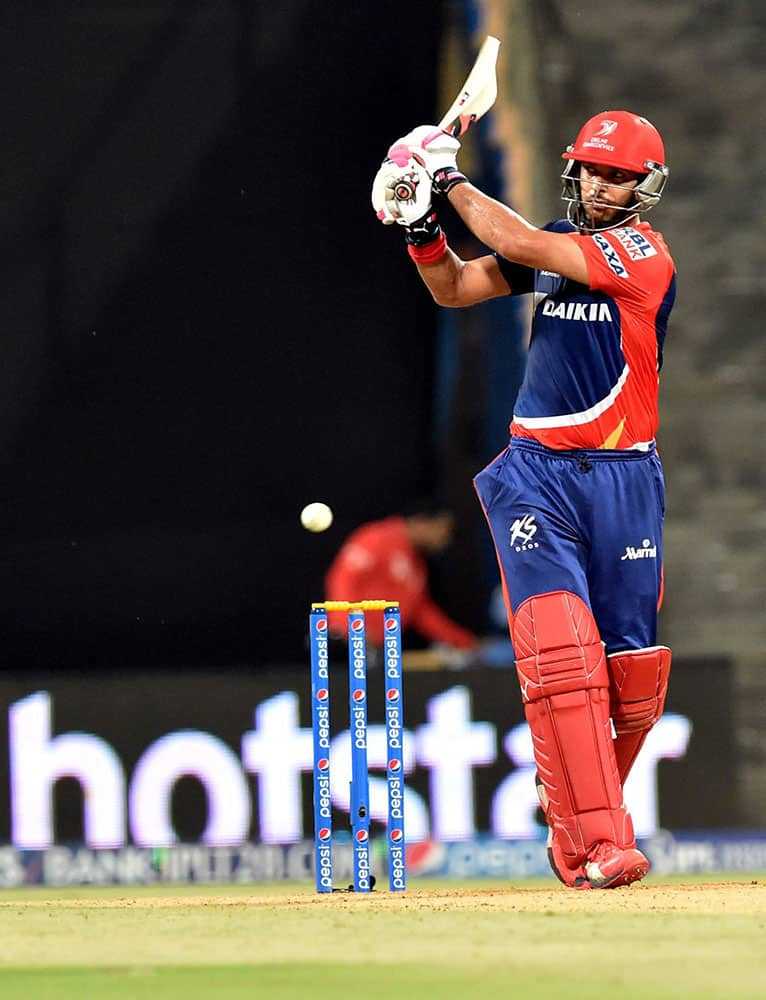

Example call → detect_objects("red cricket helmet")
560 110 669 229
563 110 666 173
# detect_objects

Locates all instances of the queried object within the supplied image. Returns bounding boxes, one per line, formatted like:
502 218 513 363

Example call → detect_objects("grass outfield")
0 875 764 998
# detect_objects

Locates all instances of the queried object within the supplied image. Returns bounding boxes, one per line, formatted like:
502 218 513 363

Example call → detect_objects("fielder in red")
325 508 478 651
372 110 676 889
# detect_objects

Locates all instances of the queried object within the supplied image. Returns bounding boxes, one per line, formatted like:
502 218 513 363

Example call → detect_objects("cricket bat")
438 35 501 137
386 36 500 208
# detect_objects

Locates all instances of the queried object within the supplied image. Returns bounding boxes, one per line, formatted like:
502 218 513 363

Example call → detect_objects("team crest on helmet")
595 119 619 137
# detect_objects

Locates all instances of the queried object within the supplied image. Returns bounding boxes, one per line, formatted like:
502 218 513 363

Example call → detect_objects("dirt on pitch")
14 881 764 915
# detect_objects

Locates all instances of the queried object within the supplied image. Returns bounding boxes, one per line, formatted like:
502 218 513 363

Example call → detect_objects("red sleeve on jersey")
570 224 673 307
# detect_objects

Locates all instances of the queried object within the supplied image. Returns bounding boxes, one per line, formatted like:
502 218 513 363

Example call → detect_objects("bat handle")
443 113 476 139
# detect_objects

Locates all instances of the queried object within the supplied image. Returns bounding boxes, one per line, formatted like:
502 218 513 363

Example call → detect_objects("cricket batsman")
371 110 676 889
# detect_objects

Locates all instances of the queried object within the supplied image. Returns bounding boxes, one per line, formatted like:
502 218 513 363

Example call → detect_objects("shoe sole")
601 861 650 889
587 860 650 890
550 852 648 890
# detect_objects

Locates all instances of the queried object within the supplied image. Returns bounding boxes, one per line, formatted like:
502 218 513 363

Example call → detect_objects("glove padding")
387 125 461 181
371 156 432 227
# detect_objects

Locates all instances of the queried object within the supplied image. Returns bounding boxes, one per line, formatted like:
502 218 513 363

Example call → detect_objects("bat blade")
438 35 500 138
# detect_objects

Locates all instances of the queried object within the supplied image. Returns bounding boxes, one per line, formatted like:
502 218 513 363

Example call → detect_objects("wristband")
432 166 469 198
403 210 441 248
407 230 447 264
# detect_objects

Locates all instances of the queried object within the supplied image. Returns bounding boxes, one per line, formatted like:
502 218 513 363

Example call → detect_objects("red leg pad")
608 646 672 783
513 591 635 870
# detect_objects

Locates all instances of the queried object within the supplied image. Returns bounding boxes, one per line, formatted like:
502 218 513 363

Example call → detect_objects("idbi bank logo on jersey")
621 538 657 561
615 227 657 261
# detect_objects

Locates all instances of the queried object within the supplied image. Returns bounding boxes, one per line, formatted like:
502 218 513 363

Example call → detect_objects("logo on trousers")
510 514 540 552
621 538 657 561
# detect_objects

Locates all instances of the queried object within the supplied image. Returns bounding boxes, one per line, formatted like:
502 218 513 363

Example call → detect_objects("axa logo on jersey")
593 233 628 278
509 514 540 552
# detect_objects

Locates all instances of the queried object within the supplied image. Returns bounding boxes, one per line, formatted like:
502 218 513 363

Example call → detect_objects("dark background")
0 2 492 670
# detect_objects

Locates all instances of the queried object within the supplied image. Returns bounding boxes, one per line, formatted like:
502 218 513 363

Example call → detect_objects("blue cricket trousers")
474 437 666 654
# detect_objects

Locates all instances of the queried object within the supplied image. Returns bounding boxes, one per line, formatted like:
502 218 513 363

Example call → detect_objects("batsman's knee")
512 590 607 702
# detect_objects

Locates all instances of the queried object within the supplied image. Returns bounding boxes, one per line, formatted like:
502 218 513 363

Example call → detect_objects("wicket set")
309 600 405 893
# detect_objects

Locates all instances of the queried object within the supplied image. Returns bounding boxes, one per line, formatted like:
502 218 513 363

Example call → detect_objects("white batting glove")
371 156 433 227
387 126 467 196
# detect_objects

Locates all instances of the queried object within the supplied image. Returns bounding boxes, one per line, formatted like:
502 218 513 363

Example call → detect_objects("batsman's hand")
388 126 466 196
371 156 432 227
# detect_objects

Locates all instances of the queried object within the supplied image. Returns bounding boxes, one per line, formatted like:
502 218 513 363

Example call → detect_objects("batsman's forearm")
413 246 468 307
448 183 537 265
